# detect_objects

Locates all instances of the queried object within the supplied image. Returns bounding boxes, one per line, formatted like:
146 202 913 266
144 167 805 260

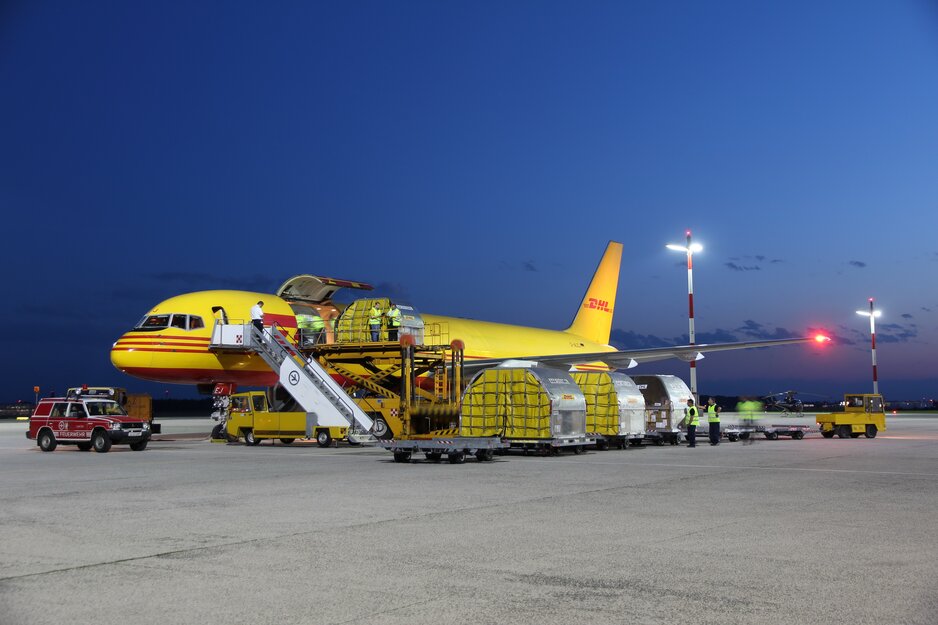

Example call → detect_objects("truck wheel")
77 442 92 451
279 438 295 445
92 430 112 453
129 440 148 451
764 432 779 440
791 431 805 440
243 430 260 446
316 430 332 447
38 430 57 452
448 451 466 464
372 417 393 440
474 449 494 462
821 430 835 438
393 451 411 463
836 426 851 439
865 425 878 439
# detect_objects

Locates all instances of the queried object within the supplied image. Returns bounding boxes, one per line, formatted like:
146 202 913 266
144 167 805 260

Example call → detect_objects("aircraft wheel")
129 440 148 451
821 430 835 438
92 430 112 453
316 430 332 448
280 438 295 445
38 430 57 452
865 425 878 439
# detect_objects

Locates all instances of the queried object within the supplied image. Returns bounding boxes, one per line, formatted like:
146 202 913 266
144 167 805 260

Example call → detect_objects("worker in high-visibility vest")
368 303 382 342
684 398 699 448
386 303 401 342
707 397 721 446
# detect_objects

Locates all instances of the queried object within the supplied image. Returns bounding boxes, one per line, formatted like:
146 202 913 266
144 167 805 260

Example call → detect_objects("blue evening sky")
1 1 936 401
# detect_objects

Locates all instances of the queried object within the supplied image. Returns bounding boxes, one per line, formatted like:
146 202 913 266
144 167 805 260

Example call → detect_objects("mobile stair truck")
817 393 886 439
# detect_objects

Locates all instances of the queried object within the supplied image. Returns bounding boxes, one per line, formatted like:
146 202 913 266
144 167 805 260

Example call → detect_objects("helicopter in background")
761 391 827 416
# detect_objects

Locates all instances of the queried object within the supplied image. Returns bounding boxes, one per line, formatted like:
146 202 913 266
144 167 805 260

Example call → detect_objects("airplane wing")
463 336 824 373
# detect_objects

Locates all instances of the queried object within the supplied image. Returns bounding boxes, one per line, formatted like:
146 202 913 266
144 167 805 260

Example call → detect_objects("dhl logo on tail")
584 298 612 314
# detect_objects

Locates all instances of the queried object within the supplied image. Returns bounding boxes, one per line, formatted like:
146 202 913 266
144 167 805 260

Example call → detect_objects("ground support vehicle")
27 396 151 452
67 386 160 433
224 390 360 446
817 393 886 439
632 375 692 446
722 423 811 441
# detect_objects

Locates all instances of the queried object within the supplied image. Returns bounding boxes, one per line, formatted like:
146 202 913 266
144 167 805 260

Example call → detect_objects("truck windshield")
87 402 128 416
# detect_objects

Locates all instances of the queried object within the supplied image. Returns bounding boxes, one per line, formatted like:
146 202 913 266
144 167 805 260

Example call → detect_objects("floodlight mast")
666 231 703 401
856 298 881 395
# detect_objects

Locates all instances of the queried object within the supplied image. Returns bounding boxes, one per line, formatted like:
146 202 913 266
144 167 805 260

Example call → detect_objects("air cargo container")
461 364 589 453
571 371 645 449
631 374 692 445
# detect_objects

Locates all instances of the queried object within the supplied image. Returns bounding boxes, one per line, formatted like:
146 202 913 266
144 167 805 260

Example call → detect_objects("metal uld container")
460 366 586 440
571 371 645 437
631 374 692 432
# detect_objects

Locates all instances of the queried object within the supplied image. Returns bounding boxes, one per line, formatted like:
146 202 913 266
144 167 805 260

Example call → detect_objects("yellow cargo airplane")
110 241 827 391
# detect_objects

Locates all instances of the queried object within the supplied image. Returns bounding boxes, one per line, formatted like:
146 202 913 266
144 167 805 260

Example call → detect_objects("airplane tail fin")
564 241 622 345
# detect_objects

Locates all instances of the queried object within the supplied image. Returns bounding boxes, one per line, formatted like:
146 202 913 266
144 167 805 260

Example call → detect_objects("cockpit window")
134 314 204 331
135 314 171 331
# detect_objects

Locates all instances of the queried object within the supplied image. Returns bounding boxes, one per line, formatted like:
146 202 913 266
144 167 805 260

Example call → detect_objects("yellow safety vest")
368 307 381 326
310 315 325 331
707 404 720 423
387 307 401 327
686 406 699 426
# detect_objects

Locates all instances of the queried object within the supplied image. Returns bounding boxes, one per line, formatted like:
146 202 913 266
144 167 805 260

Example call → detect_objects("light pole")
667 231 703 401
856 298 881 395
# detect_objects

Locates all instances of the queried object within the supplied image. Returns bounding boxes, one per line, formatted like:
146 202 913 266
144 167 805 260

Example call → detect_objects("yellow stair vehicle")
817 393 886 439
225 390 351 447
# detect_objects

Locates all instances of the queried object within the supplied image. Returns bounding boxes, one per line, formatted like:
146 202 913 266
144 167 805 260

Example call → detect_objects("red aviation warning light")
814 334 831 343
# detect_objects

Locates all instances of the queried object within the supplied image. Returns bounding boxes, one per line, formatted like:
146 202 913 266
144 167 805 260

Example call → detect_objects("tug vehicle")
817 393 886 439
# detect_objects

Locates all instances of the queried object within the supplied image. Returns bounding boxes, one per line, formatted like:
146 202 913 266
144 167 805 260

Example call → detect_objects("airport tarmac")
1 415 937 625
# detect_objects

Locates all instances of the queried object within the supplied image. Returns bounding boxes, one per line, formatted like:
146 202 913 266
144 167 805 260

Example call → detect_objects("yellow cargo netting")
571 372 619 436
460 368 552 439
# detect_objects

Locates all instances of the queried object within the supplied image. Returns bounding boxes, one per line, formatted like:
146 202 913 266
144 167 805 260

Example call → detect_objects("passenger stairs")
210 323 374 433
